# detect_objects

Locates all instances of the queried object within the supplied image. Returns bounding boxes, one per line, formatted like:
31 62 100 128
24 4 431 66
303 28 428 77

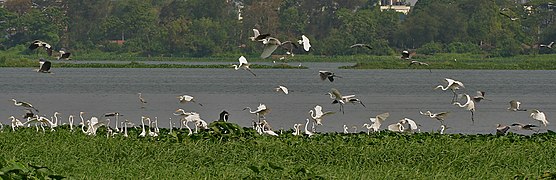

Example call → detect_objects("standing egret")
37 58 52 73
439 124 449 134
9 116 25 131
508 100 526 111
304 119 314 137
52 112 61 128
435 78 465 103
260 120 278 136
369 112 390 132
177 94 203 106
292 124 302 136
219 110 230 122
297 35 311 52
496 124 510 135
11 99 39 112
387 122 404 132
319 71 341 82
138 93 147 108
260 37 282 59
232 56 256 76
453 94 476 123
419 111 449 125
168 118 174 135
139 116 148 137
362 124 373 135
104 112 122 132
68 115 74 132
275 85 289 95
530 109 549 127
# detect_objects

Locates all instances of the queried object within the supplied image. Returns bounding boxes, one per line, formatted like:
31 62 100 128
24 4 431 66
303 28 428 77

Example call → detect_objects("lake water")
1 63 555 134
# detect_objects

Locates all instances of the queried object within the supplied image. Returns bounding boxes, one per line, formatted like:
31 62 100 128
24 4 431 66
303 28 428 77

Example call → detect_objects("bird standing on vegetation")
368 112 390 132
496 124 510 135
401 50 411 60
218 110 229 122
232 56 256 76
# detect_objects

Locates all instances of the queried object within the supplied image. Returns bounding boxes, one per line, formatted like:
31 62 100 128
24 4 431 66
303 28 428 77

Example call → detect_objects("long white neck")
305 119 310 133
309 110 316 119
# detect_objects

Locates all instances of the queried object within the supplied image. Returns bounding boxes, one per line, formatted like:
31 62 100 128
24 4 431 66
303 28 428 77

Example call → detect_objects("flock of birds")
6 28 553 138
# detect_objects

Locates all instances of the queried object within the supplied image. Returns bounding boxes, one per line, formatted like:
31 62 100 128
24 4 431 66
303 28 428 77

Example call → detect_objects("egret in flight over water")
453 93 476 124
232 56 256 76
435 78 465 103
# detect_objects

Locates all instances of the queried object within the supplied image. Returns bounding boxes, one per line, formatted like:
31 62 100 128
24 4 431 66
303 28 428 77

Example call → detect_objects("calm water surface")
1 64 555 134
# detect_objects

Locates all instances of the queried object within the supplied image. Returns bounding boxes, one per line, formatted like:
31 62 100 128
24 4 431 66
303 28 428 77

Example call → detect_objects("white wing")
239 56 248 65
261 44 279 59
314 105 324 118
279 86 289 94
253 29 260 38
301 35 311 51
404 118 419 130
257 103 267 111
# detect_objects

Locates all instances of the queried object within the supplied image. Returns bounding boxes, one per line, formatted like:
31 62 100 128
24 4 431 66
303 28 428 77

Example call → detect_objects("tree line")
0 0 554 58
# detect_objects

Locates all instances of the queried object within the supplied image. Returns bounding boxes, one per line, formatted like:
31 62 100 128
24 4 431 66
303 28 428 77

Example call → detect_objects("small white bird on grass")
232 56 256 76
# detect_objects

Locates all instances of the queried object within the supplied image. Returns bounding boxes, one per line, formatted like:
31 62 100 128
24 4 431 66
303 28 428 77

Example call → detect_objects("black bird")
401 50 410 60
219 110 229 122
280 41 299 56
22 109 35 119
350 43 372 49
58 49 72 60
37 58 51 73
29 40 53 56
319 71 342 82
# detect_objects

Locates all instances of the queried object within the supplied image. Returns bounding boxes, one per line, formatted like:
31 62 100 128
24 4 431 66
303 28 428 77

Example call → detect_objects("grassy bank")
1 124 555 179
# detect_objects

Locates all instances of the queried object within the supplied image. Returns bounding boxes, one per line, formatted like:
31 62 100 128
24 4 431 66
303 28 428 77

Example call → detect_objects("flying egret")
530 109 549 127
138 93 147 108
29 40 53 56
319 71 341 82
297 35 311 52
249 29 270 41
419 111 449 125
304 119 313 137
408 60 431 72
508 100 527 111
453 93 476 123
218 110 229 122
275 85 289 95
499 12 519 21
11 99 39 112
243 103 270 122
58 49 71 60
510 123 539 132
260 37 281 58
472 91 491 102
309 105 335 126
350 43 372 49
37 58 52 73
369 112 390 132
280 41 298 56
539 41 554 49
232 56 256 76
177 94 203 106
435 78 465 103
496 124 510 135
327 88 365 113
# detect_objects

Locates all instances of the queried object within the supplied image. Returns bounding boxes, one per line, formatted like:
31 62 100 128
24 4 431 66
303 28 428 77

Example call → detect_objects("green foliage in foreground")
343 54 556 70
0 159 65 180
1 122 556 179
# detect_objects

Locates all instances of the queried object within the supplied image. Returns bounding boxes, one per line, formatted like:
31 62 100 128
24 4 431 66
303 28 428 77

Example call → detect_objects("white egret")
387 122 404 132
343 125 349 134
435 78 465 103
496 124 510 135
508 100 527 111
261 37 281 59
243 103 270 122
51 112 60 128
530 109 549 127
104 112 122 132
232 56 256 76
37 58 52 73
362 124 372 135
327 88 365 113
350 43 372 49
168 118 174 135
369 112 390 132
88 118 111 136
297 35 311 52
68 115 74 132
539 41 554 49
304 119 314 137
9 116 25 131
275 85 289 95
510 123 539 132
11 99 39 112
139 116 148 137
138 93 147 108
453 93 476 123
419 111 449 125
408 60 431 72
439 124 449 134
260 120 278 136
309 105 335 126
292 124 302 136
319 71 341 82
399 118 420 133
177 94 203 106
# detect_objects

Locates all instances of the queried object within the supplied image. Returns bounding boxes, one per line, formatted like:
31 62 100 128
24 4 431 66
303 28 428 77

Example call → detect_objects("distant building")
379 0 412 14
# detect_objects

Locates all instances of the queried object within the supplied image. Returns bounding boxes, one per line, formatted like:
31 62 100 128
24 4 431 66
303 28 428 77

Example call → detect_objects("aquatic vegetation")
0 122 555 179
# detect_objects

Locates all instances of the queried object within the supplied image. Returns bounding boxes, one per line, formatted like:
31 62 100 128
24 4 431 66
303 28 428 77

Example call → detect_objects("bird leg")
470 111 474 124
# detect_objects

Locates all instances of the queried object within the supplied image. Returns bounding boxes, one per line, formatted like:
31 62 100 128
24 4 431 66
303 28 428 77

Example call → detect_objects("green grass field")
1 123 555 179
